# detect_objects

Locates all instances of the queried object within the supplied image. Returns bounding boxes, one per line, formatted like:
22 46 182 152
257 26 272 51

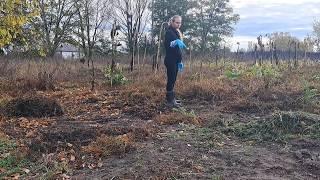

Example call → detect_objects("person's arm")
165 30 182 63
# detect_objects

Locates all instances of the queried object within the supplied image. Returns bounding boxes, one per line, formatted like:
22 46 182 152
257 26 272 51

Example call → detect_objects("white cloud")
229 0 320 51
230 0 320 9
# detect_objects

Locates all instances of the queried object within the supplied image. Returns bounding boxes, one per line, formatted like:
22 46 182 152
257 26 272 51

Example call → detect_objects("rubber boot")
172 91 182 104
166 91 181 107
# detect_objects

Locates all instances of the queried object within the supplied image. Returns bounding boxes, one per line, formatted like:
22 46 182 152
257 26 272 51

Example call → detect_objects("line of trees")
1 0 320 65
228 32 320 65
1 0 239 60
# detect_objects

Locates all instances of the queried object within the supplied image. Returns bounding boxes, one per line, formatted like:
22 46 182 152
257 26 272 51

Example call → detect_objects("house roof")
56 43 79 52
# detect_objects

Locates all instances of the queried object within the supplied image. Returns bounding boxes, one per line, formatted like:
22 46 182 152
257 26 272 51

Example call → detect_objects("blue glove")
178 62 184 72
170 39 187 49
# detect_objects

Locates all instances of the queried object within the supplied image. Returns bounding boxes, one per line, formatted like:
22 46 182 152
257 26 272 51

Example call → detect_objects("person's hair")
168 15 183 40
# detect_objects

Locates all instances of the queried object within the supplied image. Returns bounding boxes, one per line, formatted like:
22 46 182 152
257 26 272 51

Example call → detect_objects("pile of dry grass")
155 109 201 125
82 134 135 157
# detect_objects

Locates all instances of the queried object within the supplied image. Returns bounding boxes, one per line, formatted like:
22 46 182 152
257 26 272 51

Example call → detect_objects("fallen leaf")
202 155 209 160
97 162 103 168
216 142 224 147
193 165 204 172
11 173 20 180
26 131 36 138
70 155 76 162
22 168 30 174
88 163 96 169
58 152 67 162
61 174 71 179
0 168 6 173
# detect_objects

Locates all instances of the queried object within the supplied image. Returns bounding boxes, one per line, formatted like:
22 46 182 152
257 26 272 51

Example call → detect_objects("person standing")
164 15 186 107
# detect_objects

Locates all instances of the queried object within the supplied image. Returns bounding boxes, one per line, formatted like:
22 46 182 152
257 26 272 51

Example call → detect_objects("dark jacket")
164 26 182 64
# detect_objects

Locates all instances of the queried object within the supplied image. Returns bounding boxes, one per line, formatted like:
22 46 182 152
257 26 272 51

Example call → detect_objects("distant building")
55 43 83 59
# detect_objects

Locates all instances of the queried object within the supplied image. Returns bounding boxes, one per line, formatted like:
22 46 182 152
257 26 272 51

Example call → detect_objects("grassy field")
0 58 319 179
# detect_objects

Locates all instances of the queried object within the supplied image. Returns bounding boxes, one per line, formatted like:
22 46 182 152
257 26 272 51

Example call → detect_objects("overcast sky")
229 0 320 50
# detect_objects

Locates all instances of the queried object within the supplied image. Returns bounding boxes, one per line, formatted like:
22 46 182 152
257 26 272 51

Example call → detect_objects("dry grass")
0 59 105 96
155 111 202 125
112 62 319 116
99 125 154 141
0 58 319 115
0 58 319 178
82 134 135 157
0 131 8 141
175 63 319 114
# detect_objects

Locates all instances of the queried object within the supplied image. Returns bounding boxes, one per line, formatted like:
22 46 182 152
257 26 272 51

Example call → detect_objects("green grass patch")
223 111 320 143
0 140 16 154
0 139 29 178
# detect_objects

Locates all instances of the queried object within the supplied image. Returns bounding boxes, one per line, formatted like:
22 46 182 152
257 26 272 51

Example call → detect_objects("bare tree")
74 0 113 90
313 20 320 52
75 0 113 60
114 0 150 72
39 0 77 57
257 35 264 66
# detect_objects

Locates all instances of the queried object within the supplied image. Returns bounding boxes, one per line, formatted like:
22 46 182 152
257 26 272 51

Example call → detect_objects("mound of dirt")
2 96 63 118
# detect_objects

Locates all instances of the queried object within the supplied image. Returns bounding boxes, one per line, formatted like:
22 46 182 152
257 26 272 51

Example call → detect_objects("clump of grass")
82 134 135 157
225 111 320 142
38 161 70 180
302 80 319 104
155 107 201 125
0 136 29 178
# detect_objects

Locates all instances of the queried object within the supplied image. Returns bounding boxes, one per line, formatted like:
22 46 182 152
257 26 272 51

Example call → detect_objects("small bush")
302 80 319 104
104 65 128 86
224 69 242 80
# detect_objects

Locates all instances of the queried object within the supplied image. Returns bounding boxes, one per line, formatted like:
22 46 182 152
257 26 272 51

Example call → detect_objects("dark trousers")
164 60 178 92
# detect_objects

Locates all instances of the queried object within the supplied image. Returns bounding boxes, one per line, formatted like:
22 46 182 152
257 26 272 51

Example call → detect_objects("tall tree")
38 0 77 57
0 0 38 49
270 32 300 51
151 0 191 38
189 0 239 52
313 20 320 52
